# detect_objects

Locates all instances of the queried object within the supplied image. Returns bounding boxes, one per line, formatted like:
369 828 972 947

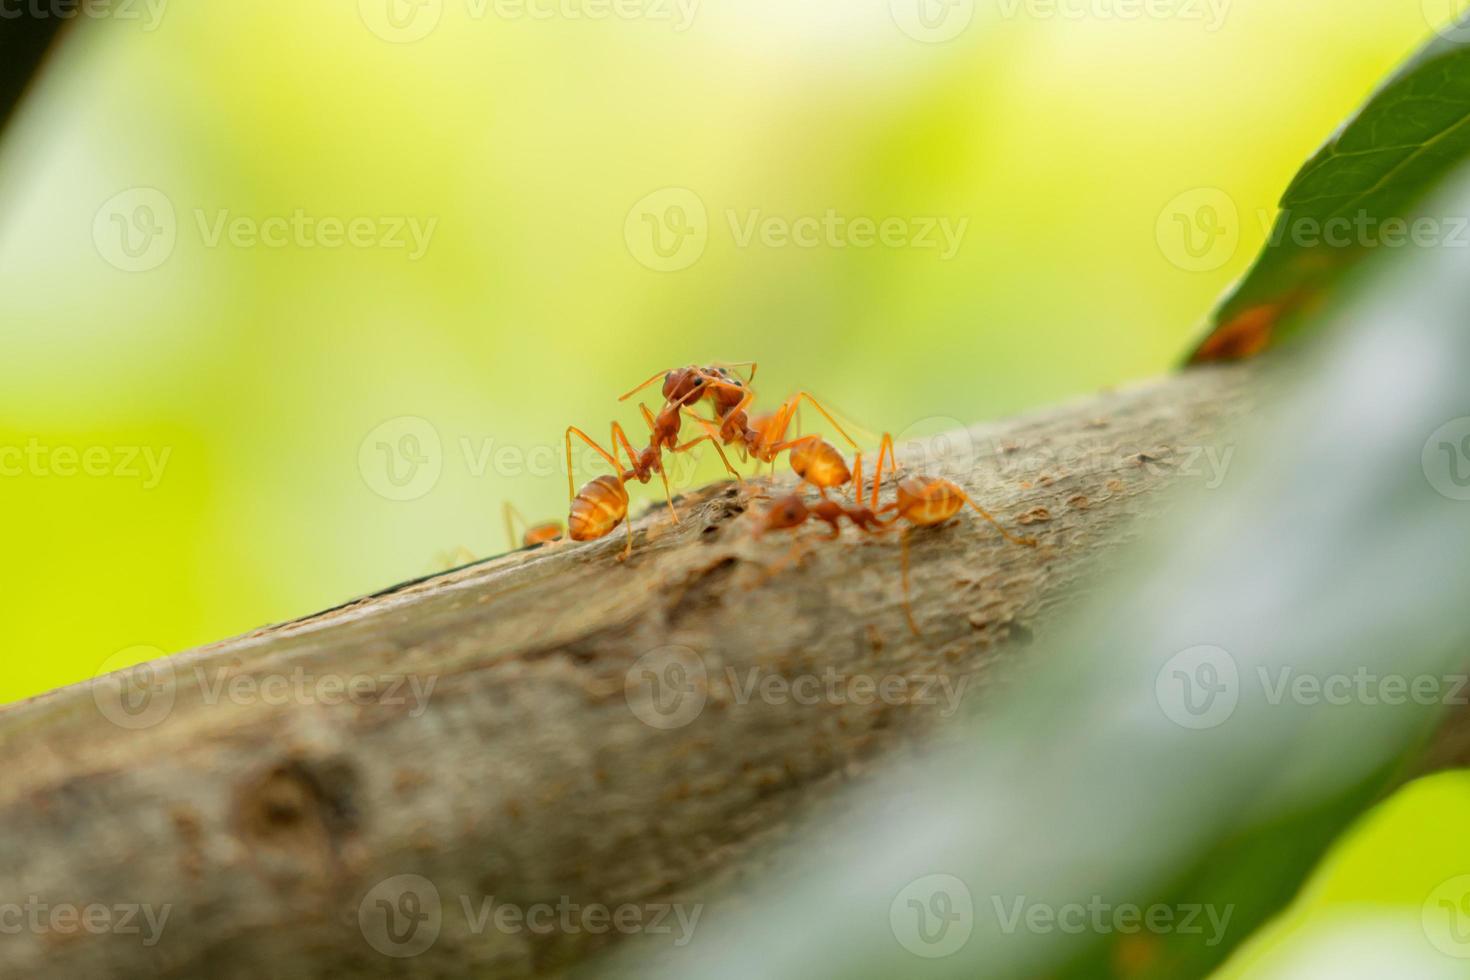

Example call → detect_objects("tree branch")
5 361 1405 978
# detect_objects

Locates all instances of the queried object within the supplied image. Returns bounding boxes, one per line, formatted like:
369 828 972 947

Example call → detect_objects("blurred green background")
2 1 1467 974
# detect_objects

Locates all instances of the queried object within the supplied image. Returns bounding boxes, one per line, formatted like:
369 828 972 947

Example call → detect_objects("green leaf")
1189 16 1470 362
600 167 1470 980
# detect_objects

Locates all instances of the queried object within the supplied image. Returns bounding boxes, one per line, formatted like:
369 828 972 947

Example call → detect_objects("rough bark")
9 360 1433 979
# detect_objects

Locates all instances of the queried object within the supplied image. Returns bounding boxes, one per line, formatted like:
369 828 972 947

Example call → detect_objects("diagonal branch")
12 360 1441 979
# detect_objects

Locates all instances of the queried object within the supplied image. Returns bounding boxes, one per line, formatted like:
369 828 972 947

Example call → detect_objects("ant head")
662 366 708 404
757 494 808 535
705 365 742 386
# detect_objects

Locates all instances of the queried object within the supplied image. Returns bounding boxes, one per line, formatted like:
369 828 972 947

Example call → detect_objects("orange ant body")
871 433 1037 633
622 364 861 500
568 474 632 548
756 432 1036 634
502 502 563 550
683 385 867 502
620 363 756 420
554 364 757 557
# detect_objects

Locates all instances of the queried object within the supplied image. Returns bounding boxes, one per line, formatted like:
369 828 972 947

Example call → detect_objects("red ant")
619 363 758 422
567 364 756 522
755 433 1036 634
680 383 871 501
555 365 757 558
502 501 563 550
620 364 866 504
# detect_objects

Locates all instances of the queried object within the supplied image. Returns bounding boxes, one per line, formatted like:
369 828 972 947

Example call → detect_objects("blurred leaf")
600 168 1470 979
1189 15 1470 362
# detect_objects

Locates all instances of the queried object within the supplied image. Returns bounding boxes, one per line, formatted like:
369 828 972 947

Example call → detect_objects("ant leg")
788 391 861 452
611 419 641 470
872 433 901 508
615 417 679 524
678 405 746 473
502 501 522 550
759 536 809 582
678 406 750 476
872 498 903 529
629 411 679 525
618 511 634 561
674 432 743 486
956 489 1039 547
565 426 623 500
716 382 758 425
789 405 805 477
710 359 758 380
619 368 673 402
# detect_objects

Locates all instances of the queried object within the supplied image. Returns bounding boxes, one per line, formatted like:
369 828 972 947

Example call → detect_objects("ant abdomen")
789 438 852 491
894 475 964 526
569 475 629 542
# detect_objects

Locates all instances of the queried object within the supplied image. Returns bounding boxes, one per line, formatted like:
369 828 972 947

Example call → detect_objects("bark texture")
0 362 1363 978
